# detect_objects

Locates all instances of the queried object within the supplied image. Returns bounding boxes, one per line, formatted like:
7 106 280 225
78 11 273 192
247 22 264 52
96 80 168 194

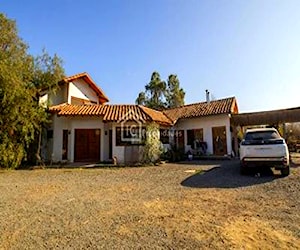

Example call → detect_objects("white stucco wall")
49 84 68 105
102 123 113 161
39 93 48 107
49 113 233 163
174 114 232 155
39 84 68 106
42 79 100 107
109 122 149 164
51 115 104 162
111 122 125 163
68 79 99 104
52 115 71 162
50 117 141 164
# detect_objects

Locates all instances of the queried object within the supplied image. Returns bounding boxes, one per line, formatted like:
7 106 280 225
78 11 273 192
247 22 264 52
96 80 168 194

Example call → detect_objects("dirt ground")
0 157 300 249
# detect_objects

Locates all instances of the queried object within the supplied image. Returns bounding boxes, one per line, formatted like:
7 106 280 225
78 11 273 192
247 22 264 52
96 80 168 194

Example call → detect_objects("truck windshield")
245 131 281 141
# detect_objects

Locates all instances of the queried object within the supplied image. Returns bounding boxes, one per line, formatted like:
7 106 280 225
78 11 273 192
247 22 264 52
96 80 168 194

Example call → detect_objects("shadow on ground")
181 160 283 189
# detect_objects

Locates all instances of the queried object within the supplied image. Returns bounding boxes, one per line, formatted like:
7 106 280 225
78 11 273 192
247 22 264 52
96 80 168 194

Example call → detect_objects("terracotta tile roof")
61 72 109 103
139 106 173 126
49 97 238 125
163 97 238 122
49 104 173 126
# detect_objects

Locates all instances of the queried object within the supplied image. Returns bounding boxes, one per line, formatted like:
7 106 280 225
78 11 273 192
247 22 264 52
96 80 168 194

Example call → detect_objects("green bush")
142 123 162 164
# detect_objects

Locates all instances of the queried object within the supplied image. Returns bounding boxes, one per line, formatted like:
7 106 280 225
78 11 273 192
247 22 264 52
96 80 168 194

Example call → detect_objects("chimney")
205 89 210 103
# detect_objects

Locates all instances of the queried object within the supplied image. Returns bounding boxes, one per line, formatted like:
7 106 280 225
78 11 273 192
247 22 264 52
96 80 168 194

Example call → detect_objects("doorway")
74 129 101 162
212 126 227 155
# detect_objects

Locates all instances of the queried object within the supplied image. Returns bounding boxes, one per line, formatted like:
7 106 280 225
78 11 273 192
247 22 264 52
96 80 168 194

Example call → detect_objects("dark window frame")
187 129 204 147
116 126 146 146
160 129 170 144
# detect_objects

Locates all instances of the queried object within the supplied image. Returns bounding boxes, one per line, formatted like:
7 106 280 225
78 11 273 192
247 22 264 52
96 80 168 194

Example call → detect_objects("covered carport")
230 106 300 155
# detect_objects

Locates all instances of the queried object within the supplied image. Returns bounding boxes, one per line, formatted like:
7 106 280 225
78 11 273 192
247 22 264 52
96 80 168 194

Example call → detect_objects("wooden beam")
231 107 300 126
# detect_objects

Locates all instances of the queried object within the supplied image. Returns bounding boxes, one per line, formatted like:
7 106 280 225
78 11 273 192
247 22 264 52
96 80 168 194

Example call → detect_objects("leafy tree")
166 74 185 108
136 71 167 110
0 13 64 168
28 50 64 166
136 72 185 110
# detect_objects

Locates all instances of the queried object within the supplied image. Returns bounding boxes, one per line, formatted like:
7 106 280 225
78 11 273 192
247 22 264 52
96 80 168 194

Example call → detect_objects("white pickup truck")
240 128 290 176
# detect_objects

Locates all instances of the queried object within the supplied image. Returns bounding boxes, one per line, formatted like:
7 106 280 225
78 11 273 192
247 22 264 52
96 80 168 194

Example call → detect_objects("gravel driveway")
0 159 299 249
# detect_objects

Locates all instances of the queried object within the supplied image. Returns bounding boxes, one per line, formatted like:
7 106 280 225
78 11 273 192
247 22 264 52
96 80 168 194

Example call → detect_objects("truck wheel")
281 166 290 177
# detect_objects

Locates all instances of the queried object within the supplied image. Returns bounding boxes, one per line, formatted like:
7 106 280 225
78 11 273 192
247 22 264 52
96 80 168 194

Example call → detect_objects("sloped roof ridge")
49 103 172 125
162 96 237 122
62 72 109 103
62 72 87 81
137 105 154 120
103 104 137 107
165 96 236 111
138 105 173 125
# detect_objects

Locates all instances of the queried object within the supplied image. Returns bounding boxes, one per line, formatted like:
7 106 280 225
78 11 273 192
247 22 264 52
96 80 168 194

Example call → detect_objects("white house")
163 96 239 157
43 72 239 164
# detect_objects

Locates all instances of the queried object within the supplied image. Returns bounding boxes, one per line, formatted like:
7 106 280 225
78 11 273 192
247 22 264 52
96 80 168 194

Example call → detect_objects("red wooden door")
74 129 100 162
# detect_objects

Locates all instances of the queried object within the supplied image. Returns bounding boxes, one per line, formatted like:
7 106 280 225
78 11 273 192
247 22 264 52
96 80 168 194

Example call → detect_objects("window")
245 131 281 141
160 129 170 144
116 127 146 146
187 130 194 146
187 129 203 148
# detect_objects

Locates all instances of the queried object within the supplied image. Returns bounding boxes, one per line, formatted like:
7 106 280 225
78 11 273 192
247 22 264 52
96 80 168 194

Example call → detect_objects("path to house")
0 159 299 249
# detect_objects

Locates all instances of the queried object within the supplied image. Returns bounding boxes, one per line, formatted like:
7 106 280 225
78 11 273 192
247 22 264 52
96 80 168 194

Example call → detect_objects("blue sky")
1 0 300 112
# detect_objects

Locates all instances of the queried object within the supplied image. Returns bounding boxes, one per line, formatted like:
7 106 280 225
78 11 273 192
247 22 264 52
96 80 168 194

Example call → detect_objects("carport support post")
283 123 287 140
230 123 239 157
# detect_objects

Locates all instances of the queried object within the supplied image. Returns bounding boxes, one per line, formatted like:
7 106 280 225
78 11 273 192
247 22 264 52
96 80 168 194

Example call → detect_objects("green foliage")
31 49 64 95
0 13 64 168
136 71 185 110
142 123 162 163
136 72 167 110
166 74 185 108
136 92 147 107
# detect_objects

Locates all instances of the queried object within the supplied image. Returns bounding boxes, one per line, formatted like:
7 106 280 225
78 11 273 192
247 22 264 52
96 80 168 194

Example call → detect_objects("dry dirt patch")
0 161 299 249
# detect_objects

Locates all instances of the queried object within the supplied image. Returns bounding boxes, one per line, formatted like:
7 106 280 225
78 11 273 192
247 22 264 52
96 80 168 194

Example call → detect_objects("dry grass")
0 160 299 249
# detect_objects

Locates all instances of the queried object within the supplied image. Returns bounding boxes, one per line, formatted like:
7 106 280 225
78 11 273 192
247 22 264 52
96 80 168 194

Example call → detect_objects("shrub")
142 123 162 164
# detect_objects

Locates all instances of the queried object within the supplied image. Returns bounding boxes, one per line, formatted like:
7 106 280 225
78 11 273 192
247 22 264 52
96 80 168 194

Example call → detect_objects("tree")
136 72 185 110
136 92 147 107
136 71 167 110
166 74 185 108
0 13 64 168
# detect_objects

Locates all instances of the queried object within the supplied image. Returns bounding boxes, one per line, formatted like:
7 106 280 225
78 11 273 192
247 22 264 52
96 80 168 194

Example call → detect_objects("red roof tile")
49 104 172 126
139 106 172 126
49 97 238 126
163 97 238 122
